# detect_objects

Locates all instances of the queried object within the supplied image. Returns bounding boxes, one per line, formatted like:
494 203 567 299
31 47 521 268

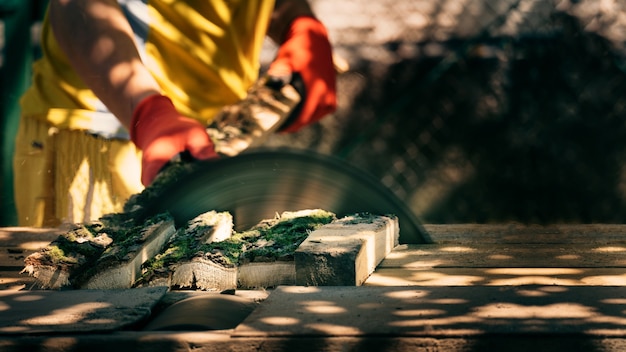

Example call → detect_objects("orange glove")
268 16 336 132
130 94 218 186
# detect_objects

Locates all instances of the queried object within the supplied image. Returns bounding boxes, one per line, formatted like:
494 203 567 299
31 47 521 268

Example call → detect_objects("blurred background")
2 0 626 226
0 0 47 226
264 0 626 225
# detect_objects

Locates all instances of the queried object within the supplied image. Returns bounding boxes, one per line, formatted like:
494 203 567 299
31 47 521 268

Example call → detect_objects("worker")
13 0 337 227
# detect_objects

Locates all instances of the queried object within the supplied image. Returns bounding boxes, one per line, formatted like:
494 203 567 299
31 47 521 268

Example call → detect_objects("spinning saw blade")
142 148 432 244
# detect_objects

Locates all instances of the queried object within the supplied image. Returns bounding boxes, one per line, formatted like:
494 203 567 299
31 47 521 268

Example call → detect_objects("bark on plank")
22 213 173 289
136 211 235 290
82 219 176 289
140 209 334 291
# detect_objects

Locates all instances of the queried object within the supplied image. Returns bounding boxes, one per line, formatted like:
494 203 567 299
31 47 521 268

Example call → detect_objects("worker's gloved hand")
268 16 336 132
130 94 218 186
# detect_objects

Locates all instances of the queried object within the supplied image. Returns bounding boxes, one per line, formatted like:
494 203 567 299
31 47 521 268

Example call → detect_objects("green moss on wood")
122 160 195 214
139 210 336 284
26 211 172 288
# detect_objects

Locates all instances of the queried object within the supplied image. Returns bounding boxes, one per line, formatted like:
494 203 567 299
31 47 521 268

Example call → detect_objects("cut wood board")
295 214 399 286
0 286 167 334
141 209 336 291
171 259 238 291
21 215 175 290
143 211 236 291
82 219 176 289
238 261 295 289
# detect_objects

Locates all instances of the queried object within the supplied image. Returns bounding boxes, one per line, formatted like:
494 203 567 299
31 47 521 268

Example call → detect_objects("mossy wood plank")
137 211 236 290
141 209 334 291
82 219 176 289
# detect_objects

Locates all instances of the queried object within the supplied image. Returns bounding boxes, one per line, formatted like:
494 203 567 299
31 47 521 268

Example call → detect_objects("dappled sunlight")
473 303 595 319
0 290 42 299
487 276 582 286
22 302 112 326
487 254 513 260
238 285 626 340
368 266 626 286
14 294 46 302
388 314 482 329
367 270 484 286
305 323 363 335
302 301 348 315
601 298 626 305
376 242 626 271
440 246 476 252
0 287 165 334
586 314 626 326
486 268 583 275
401 271 485 286
259 316 300 326
592 246 626 253
280 286 322 294
581 274 626 286
393 308 447 317
384 289 430 300
556 254 581 260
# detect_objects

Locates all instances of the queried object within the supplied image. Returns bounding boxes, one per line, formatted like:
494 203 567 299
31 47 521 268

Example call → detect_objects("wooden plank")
0 270 36 291
238 261 295 289
295 214 398 286
0 247 36 268
379 244 626 268
171 259 238 291
0 334 624 352
422 224 626 244
20 215 176 290
0 287 167 334
365 267 626 286
82 219 176 289
235 286 626 338
0 227 63 248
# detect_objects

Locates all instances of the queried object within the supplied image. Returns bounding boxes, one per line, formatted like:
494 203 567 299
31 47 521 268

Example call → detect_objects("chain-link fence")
263 0 626 224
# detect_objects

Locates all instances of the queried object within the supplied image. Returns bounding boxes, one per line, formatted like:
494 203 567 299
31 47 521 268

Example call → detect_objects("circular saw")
138 148 431 244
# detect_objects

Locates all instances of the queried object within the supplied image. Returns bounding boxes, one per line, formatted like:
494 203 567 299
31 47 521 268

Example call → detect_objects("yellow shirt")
20 0 275 139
